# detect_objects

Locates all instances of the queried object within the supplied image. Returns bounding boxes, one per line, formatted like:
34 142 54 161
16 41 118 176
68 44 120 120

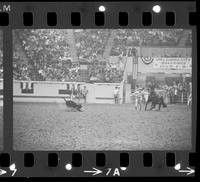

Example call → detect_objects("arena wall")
13 80 131 104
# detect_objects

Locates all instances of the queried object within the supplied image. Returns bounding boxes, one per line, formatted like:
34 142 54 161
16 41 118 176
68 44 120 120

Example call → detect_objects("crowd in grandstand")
74 29 110 62
12 29 192 82
87 60 123 83
111 29 186 56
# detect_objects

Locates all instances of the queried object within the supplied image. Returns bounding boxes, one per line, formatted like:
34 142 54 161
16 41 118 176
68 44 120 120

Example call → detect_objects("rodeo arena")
2 29 192 150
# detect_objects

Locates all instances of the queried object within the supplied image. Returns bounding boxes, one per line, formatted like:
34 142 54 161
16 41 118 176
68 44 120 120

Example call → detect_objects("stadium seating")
12 29 192 82
110 29 188 56
74 29 110 62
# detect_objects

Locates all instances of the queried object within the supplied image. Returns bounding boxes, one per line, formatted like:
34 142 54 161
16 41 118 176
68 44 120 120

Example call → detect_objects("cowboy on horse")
144 82 167 111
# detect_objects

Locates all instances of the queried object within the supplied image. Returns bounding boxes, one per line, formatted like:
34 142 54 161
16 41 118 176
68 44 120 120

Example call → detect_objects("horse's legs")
145 99 150 111
150 102 155 110
158 97 164 110
150 102 153 110
161 97 166 109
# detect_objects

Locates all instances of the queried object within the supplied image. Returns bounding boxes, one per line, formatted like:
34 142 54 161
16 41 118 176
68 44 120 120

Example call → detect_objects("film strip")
0 1 198 178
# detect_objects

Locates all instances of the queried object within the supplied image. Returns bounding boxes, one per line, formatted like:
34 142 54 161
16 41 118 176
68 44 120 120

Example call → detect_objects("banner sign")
141 57 154 65
153 58 192 70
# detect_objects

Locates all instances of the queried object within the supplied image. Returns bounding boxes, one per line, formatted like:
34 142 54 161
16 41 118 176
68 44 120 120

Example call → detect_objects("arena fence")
131 89 191 106
13 80 132 104
1 79 191 105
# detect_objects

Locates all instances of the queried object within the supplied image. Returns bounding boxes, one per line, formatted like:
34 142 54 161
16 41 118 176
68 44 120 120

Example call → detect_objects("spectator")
178 82 184 103
76 84 82 103
169 86 175 104
173 81 178 104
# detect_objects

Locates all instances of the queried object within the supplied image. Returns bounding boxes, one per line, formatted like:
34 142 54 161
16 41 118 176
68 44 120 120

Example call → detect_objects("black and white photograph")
0 30 3 150
13 29 192 150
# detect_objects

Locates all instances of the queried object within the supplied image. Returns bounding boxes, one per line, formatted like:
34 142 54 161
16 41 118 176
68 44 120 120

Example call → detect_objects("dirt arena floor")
0 107 3 150
13 102 192 150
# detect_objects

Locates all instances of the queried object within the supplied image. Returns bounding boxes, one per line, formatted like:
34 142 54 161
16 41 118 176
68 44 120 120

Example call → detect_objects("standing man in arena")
82 85 88 104
70 84 76 101
114 86 119 104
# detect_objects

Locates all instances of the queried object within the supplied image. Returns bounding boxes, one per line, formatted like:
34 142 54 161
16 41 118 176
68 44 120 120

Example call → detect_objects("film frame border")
0 1 198 177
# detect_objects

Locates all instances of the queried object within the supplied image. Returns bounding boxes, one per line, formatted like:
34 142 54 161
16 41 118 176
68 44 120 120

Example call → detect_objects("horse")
144 89 167 111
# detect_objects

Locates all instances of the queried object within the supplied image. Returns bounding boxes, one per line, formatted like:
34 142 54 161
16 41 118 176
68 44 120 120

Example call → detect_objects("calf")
63 97 83 112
